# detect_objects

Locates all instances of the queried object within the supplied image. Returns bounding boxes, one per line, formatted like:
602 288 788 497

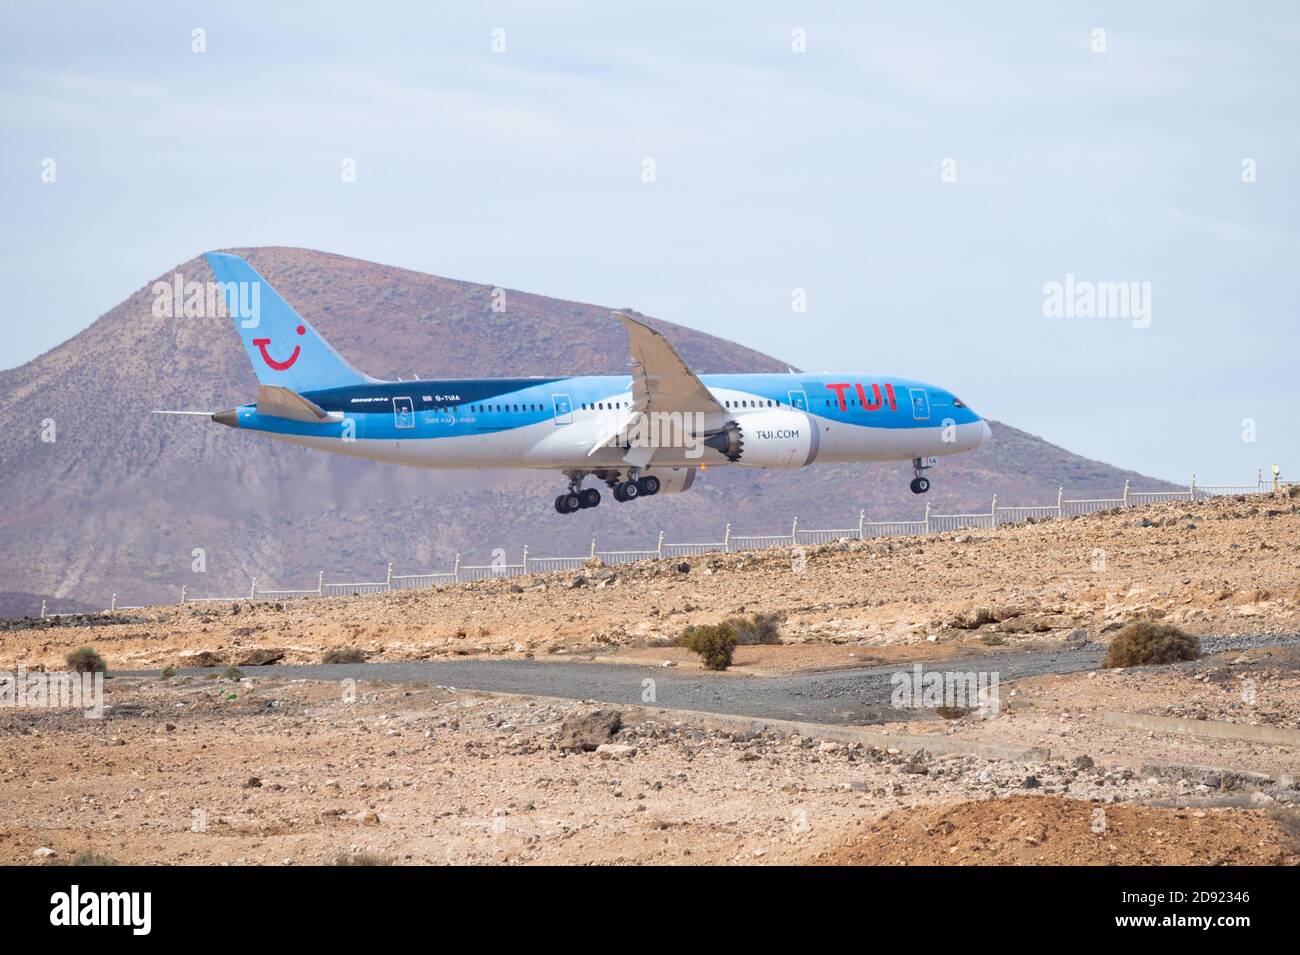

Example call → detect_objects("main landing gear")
909 457 932 495
554 487 601 514
554 470 660 514
612 473 660 502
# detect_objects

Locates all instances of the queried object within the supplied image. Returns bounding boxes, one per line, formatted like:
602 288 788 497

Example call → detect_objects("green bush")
220 665 244 680
677 623 737 671
321 647 367 664
65 646 106 673
1102 621 1200 668
160 666 177 679
724 612 782 646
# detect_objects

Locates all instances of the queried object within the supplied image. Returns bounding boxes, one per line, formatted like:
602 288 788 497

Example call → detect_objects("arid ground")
2 492 1298 865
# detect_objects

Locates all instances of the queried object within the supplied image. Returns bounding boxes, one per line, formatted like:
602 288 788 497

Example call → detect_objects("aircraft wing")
586 313 727 465
616 312 727 417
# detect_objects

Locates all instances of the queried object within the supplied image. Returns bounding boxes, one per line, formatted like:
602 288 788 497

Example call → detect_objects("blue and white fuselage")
224 373 988 470
184 254 990 511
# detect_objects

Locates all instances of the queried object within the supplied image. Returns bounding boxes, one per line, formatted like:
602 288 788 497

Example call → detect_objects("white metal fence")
35 470 1293 617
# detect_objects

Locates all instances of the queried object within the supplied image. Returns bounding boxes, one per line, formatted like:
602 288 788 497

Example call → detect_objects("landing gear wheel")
909 477 930 495
554 494 569 514
580 488 601 509
563 492 582 512
612 483 627 503
638 475 661 496
618 480 639 501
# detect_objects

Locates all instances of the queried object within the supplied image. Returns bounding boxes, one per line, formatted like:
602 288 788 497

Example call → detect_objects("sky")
2 1 1297 483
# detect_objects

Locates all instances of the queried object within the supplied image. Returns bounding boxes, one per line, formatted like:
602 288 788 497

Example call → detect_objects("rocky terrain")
3 673 1296 867
819 796 1298 865
4 491 1297 673
2 489 1298 866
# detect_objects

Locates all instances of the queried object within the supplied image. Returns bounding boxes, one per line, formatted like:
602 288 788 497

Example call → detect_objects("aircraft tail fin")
205 252 373 393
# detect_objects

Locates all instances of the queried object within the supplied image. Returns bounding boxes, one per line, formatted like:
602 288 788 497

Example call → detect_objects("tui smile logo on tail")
253 325 305 370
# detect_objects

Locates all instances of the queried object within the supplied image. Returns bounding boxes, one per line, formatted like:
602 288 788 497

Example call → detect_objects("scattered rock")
176 650 226 668
556 708 622 751
230 647 286 666
595 743 638 759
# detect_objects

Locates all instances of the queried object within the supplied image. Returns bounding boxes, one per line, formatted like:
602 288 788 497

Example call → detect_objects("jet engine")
703 409 819 469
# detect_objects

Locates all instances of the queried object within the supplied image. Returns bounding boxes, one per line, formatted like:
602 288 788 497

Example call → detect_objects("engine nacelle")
703 409 819 469
642 466 696 494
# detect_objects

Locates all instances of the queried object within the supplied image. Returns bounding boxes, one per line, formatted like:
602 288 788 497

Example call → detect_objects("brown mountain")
0 247 1173 618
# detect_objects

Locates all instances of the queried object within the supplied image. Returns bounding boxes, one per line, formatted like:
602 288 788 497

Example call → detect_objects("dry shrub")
677 623 737 671
65 645 106 673
724 612 782 645
1102 621 1200 668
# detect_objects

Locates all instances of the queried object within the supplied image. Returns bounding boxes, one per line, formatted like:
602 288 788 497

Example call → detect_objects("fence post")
111 594 117 612
923 503 931 534
317 571 324 596
453 554 461 583
990 495 998 526
180 586 186 605
1190 473 1196 499
1257 466 1263 491
40 599 46 619
590 538 597 559
723 523 732 552
1057 486 1064 517
249 578 256 600
790 516 798 543
656 530 664 557
386 562 393 590
522 545 529 574
858 509 865 539
1122 479 1129 507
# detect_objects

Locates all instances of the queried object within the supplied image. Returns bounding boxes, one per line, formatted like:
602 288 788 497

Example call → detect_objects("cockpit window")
953 397 965 408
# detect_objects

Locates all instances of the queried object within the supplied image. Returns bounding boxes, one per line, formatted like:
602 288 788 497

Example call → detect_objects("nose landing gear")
909 457 933 495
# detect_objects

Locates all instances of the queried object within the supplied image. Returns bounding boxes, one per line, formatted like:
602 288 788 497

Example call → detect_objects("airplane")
158 252 991 514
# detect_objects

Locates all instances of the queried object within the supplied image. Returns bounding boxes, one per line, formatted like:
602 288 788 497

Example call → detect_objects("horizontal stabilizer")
256 384 339 423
